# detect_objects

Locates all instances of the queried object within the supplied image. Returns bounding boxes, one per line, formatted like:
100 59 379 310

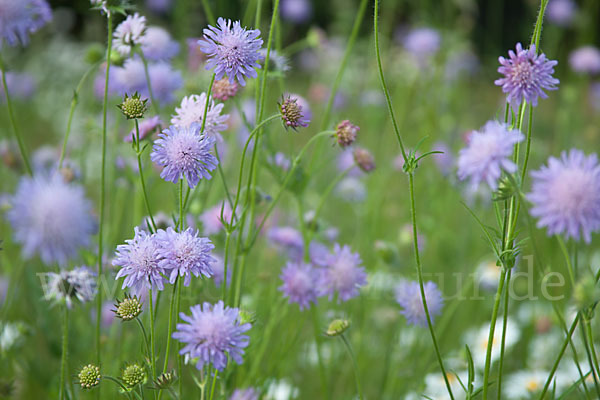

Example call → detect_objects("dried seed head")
154 371 176 389
353 147 375 173
118 92 148 119
78 364 101 389
334 120 359 148
278 96 309 130
212 78 239 101
113 294 143 321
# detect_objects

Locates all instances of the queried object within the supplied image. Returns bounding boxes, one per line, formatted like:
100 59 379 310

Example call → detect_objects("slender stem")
585 320 600 392
340 334 363 400
581 323 600 397
222 231 231 302
557 236 576 287
409 173 455 400
208 370 218 400
59 62 99 169
319 0 369 131
200 74 215 134
161 279 179 373
97 12 113 369
178 179 185 231
176 281 183 397
149 289 157 381
135 317 151 358
373 0 407 161
0 55 32 175
139 51 159 115
310 307 328 397
201 0 216 24
135 119 157 232
105 376 130 392
496 268 512 399
59 306 69 400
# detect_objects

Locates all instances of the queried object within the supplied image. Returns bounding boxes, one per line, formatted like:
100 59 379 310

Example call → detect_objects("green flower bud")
573 274 600 312
113 294 143 321
122 363 146 388
325 319 350 337
78 364 101 389
118 93 148 120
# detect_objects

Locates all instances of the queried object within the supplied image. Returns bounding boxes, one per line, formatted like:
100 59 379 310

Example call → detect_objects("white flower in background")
423 370 471 400
504 370 549 399
466 318 521 369
114 13 147 56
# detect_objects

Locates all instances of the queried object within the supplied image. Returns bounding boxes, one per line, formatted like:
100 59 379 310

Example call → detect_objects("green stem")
135 317 151 358
340 334 363 400
373 0 407 161
139 51 159 115
310 307 328 397
104 376 130 393
59 62 99 169
482 268 507 399
201 0 216 24
409 173 455 400
0 55 32 175
580 323 600 397
97 11 113 369
208 370 218 400
59 306 69 400
135 119 157 232
149 289 157 382
496 267 512 399
584 320 600 393
161 279 178 374
176 281 183 397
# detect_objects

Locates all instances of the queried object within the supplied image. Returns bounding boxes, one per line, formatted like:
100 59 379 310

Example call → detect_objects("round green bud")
78 364 101 389
113 294 143 321
122 363 146 387
325 319 350 337
118 93 148 120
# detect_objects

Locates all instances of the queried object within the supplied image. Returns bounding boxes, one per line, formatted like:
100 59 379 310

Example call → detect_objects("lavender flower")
141 26 179 61
113 13 147 56
547 0 577 26
279 262 320 310
569 46 600 75
7 174 96 267
0 0 51 47
280 0 312 24
0 72 36 102
395 280 444 327
45 266 97 308
150 123 219 188
171 93 229 138
267 226 304 260
527 149 600 243
319 244 367 302
230 388 259 400
457 121 524 190
147 62 183 105
125 115 162 142
113 227 166 294
199 18 263 86
495 43 559 107
173 301 251 371
402 27 440 62
154 227 215 286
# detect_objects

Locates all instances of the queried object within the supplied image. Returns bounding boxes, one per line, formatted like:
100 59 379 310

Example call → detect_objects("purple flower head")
113 227 167 294
171 93 229 139
141 26 180 61
0 0 51 47
395 280 444 327
569 46 600 75
211 254 231 288
230 388 259 400
113 13 147 56
279 95 310 130
0 72 36 102
495 43 559 107
279 262 320 310
200 202 235 235
173 301 251 371
280 0 312 24
267 226 304 260
547 0 577 26
148 62 183 105
154 227 215 286
527 149 600 243
199 18 263 86
125 115 162 142
403 27 440 62
150 123 219 188
7 173 96 267
319 244 367 302
457 121 524 190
